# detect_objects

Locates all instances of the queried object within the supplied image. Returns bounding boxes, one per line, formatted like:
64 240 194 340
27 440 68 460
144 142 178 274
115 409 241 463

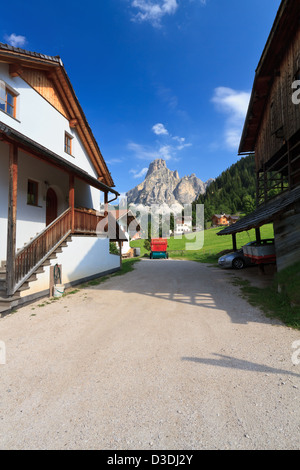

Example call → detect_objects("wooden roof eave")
238 0 299 154
217 186 300 236
0 50 61 70
238 73 273 155
48 66 114 187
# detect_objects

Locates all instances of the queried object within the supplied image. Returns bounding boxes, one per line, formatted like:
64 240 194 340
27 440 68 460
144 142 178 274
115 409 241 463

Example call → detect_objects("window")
64 132 73 155
27 180 39 206
0 82 17 118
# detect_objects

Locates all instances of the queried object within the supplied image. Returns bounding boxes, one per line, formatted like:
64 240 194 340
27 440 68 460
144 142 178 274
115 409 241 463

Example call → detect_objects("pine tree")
194 154 256 223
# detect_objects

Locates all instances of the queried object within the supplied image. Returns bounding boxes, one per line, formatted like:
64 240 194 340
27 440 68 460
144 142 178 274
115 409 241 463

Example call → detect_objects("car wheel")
232 257 245 269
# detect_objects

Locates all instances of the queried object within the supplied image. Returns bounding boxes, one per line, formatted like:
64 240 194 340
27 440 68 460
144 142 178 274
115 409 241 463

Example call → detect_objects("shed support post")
255 227 261 244
118 241 122 267
232 233 237 251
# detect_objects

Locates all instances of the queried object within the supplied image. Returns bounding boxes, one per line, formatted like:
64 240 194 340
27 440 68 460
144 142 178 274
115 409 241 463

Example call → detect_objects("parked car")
218 247 255 270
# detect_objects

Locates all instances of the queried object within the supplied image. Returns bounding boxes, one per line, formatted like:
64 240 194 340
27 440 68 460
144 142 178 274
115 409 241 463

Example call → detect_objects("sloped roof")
239 0 299 154
0 42 62 64
217 186 300 236
0 42 115 187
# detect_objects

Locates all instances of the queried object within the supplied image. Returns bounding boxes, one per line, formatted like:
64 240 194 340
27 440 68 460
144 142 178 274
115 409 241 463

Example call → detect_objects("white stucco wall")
0 144 102 260
16 150 69 251
0 62 98 179
19 236 120 298
0 142 9 261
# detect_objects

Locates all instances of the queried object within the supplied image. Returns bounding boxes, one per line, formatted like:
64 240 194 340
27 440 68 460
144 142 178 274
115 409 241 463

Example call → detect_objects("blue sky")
1 0 281 194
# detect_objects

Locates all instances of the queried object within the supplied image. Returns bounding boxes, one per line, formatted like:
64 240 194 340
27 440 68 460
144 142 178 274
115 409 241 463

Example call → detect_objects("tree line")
193 154 257 225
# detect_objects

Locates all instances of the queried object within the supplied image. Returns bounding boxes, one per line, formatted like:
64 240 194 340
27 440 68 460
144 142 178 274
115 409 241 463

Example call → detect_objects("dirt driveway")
0 259 299 450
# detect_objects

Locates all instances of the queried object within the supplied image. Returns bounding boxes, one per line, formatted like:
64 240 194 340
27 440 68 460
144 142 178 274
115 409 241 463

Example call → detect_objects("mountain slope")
194 154 256 222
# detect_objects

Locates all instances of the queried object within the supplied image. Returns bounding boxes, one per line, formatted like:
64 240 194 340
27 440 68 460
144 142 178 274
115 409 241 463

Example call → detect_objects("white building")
174 216 193 234
0 43 122 313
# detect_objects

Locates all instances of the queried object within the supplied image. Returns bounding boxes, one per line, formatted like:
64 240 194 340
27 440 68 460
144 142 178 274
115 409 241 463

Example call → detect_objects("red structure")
150 238 168 259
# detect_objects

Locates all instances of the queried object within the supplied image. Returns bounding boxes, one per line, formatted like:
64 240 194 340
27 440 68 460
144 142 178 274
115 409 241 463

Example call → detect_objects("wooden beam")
9 63 23 77
69 119 78 128
6 143 18 296
255 227 261 244
232 233 237 252
0 136 116 196
69 173 75 233
118 241 122 268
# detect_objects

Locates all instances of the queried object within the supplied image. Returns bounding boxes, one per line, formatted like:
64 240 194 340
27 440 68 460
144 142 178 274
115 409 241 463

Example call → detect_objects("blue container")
150 251 168 259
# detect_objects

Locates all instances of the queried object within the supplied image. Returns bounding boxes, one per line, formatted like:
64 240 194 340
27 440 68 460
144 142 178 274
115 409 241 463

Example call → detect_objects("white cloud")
212 87 250 150
130 167 149 178
128 141 173 161
130 0 208 27
131 0 178 27
152 123 169 135
159 144 172 160
128 122 192 164
4 33 26 48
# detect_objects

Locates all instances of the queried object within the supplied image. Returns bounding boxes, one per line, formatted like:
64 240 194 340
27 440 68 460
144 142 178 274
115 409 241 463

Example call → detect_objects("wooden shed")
218 0 300 272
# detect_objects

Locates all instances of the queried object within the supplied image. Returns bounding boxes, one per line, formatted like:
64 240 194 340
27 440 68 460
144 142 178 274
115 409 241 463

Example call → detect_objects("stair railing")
10 208 72 295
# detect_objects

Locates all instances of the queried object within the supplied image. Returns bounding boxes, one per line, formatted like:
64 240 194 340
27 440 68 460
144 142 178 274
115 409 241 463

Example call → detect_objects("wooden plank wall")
273 201 300 271
256 29 300 171
21 68 68 118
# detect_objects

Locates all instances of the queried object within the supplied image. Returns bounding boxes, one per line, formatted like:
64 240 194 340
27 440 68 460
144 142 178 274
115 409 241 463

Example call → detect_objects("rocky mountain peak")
126 159 212 209
146 159 167 177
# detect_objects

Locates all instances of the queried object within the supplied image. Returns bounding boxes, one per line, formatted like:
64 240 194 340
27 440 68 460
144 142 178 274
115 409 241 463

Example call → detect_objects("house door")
46 188 58 226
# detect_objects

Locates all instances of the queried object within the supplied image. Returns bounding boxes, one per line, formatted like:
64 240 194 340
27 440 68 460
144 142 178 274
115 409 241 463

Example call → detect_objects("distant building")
228 216 240 225
175 216 193 234
211 214 230 226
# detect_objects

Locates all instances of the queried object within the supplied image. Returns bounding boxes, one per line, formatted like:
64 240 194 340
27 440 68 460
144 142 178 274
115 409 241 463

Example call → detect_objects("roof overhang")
0 122 119 197
217 186 300 236
238 0 300 154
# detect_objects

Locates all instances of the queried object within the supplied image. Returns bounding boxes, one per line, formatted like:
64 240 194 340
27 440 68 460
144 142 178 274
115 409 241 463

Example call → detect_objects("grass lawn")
232 262 300 330
131 224 274 264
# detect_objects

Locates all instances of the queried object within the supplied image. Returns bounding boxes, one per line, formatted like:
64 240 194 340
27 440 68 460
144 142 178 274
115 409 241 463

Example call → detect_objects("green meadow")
131 224 274 264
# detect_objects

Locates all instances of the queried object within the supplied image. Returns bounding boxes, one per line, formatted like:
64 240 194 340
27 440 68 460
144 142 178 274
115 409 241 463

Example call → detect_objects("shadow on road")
182 353 300 378
95 259 278 327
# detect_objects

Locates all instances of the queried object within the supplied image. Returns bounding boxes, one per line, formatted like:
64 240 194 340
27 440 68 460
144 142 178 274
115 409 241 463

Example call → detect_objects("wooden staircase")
0 235 73 315
0 207 106 315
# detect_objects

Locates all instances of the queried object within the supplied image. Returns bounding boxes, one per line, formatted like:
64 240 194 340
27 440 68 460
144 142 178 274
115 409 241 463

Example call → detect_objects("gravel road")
0 259 299 450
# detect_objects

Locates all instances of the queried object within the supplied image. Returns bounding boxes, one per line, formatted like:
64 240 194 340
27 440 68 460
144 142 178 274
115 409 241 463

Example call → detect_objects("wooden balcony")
74 208 105 234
